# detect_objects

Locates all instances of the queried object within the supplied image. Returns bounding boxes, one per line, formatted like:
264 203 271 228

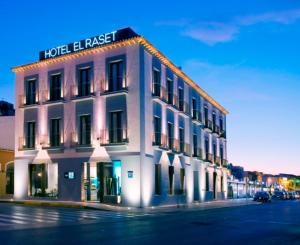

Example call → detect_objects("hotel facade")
13 28 229 207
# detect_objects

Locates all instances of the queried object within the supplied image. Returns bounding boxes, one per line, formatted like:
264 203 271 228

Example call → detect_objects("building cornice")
12 36 229 114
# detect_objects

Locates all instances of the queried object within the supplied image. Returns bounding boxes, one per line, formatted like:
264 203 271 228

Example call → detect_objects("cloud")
237 9 300 25
182 22 238 45
158 9 300 45
182 59 298 103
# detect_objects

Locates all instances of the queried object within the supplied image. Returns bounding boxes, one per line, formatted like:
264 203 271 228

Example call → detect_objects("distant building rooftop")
0 100 15 116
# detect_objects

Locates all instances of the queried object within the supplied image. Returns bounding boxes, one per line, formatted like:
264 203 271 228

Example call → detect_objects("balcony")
18 136 38 150
219 130 227 139
184 143 191 156
41 90 64 104
212 124 220 136
192 110 202 125
152 132 162 147
192 148 204 160
100 128 128 146
205 153 213 163
40 134 64 150
70 82 95 100
221 159 228 167
178 101 190 117
70 132 93 151
152 85 168 103
204 119 213 132
100 76 128 96
215 156 221 166
18 93 40 108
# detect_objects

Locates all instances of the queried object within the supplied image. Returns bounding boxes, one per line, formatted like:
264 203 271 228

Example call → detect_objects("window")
204 106 209 124
25 121 35 148
205 137 209 159
219 117 224 131
152 69 161 96
213 143 217 162
50 119 60 147
212 112 216 130
167 78 173 104
26 79 37 105
180 168 185 194
178 87 184 111
49 73 62 101
220 145 224 162
108 60 124 92
167 122 174 149
168 165 174 195
155 164 161 195
179 127 184 152
205 171 210 191
192 98 197 119
193 134 198 157
29 163 58 198
221 176 224 192
153 116 161 145
79 115 91 145
78 67 91 97
109 111 123 143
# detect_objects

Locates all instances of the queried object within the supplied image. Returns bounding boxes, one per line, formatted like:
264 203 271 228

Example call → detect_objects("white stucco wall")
0 116 15 150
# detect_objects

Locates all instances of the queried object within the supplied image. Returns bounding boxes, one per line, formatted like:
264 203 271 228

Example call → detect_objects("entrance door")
213 172 217 199
83 161 122 203
83 162 100 201
193 171 200 201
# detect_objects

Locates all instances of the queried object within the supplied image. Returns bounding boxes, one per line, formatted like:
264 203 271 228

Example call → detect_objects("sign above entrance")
39 28 139 60
64 172 75 180
128 171 133 178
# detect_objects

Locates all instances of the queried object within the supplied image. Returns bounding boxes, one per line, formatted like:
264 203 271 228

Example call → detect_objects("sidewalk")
0 198 259 213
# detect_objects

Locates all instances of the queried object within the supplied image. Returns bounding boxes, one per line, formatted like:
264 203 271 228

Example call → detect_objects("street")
0 200 300 244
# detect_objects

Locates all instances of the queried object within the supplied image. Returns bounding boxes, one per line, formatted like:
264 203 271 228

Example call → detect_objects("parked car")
253 191 271 202
288 192 296 200
295 191 300 199
283 191 289 200
272 191 285 200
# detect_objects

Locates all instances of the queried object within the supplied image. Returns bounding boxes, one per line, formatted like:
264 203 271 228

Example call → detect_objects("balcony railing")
184 143 190 156
192 110 202 123
152 132 162 146
219 130 227 139
221 159 228 167
215 156 221 166
205 153 213 163
41 89 64 103
152 85 168 103
100 128 128 145
100 76 128 94
70 82 95 99
213 124 220 135
18 136 38 150
18 93 40 107
204 119 213 131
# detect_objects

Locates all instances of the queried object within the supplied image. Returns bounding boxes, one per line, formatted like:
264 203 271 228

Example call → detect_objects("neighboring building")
0 100 15 116
12 28 229 207
0 114 15 196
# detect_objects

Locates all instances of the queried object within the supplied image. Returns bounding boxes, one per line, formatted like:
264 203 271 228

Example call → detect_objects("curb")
0 199 259 212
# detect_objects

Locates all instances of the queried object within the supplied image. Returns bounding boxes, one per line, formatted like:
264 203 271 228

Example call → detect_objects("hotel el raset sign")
39 28 139 60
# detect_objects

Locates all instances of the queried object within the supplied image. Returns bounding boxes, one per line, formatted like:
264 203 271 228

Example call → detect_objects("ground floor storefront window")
28 163 58 198
83 161 121 203
6 162 14 194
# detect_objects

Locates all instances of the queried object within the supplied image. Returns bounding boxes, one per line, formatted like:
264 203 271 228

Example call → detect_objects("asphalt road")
0 200 300 245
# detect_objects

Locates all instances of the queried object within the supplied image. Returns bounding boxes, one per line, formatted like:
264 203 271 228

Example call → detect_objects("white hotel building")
13 28 229 207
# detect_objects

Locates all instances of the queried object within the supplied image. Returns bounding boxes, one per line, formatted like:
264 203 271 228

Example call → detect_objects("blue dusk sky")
0 0 299 174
